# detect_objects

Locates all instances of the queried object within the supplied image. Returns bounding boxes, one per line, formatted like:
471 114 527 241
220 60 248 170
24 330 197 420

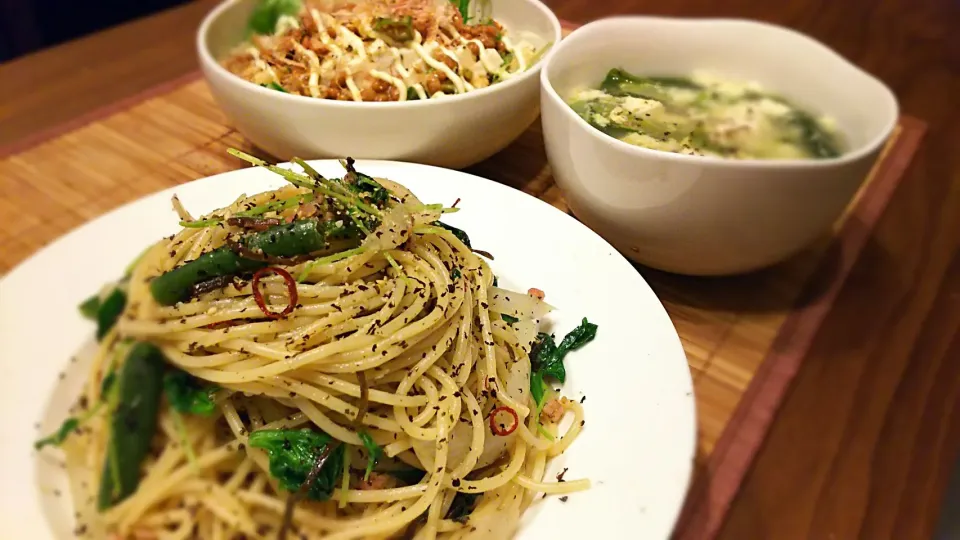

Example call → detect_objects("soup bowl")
540 16 898 275
198 0 561 169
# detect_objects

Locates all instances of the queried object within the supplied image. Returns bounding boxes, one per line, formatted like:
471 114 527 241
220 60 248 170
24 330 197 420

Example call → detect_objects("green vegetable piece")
97 342 166 511
406 87 420 101
451 268 462 281
434 222 471 249
501 314 519 325
34 418 81 450
531 318 598 384
79 294 100 320
163 370 218 416
149 247 265 306
343 159 390 205
449 0 471 21
248 429 345 501
358 431 382 481
100 371 117 396
492 276 498 287
374 16 414 42
180 218 222 228
264 81 287 93
600 68 701 99
387 467 427 485
242 219 329 257
529 370 546 409
248 0 302 35
788 110 841 158
446 491 480 523
96 288 126 341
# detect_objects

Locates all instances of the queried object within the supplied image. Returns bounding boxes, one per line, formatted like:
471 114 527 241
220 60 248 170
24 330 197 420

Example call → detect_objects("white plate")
0 161 695 539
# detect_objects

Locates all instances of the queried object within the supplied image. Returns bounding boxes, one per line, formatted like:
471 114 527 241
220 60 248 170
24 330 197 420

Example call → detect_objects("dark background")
0 0 190 62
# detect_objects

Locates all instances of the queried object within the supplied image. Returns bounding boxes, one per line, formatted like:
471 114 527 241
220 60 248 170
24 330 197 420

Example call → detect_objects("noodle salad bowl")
198 0 560 168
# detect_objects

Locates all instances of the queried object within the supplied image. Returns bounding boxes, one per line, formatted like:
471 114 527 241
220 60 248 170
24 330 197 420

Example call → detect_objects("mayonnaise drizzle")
244 8 536 101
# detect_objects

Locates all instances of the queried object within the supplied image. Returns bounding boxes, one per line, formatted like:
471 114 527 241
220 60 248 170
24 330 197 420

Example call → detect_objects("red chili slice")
489 406 519 436
252 266 298 319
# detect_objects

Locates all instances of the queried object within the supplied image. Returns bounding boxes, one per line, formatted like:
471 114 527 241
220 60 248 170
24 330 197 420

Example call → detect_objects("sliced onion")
488 287 553 320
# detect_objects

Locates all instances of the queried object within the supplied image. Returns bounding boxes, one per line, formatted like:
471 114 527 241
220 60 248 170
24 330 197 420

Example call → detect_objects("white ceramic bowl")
540 17 899 276
197 0 560 169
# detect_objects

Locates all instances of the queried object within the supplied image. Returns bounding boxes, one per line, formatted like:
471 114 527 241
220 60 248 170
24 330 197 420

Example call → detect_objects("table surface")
3 1 960 539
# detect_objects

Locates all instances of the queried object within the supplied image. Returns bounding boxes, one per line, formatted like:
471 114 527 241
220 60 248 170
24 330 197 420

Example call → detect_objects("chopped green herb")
451 268 462 281
358 431 382 481
179 218 221 229
264 81 288 93
248 429 344 501
163 370 218 416
406 87 421 100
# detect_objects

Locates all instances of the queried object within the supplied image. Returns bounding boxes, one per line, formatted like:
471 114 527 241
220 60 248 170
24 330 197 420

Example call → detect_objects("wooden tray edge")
673 116 928 540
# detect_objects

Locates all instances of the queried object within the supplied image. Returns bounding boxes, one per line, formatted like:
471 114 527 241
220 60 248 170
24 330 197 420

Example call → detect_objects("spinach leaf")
163 370 218 416
600 68 701 99
788 110 841 158
248 0 302 35
501 314 519 325
451 268 462 281
96 288 127 341
248 429 345 501
434 222 471 248
358 430 382 481
530 318 598 384
445 491 480 523
406 87 421 100
374 16 414 42
343 157 390 205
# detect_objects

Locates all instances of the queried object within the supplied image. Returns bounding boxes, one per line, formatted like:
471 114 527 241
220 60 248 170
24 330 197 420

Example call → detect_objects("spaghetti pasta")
48 154 594 539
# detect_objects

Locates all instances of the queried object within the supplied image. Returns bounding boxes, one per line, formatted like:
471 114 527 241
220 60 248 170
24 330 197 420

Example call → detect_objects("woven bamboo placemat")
0 21 926 540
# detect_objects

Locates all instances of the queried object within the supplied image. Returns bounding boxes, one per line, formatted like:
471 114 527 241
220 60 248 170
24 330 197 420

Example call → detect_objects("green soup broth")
566 68 845 160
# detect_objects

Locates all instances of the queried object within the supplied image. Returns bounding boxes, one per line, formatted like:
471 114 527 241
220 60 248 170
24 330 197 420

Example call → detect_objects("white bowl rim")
541 15 901 170
197 0 562 109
